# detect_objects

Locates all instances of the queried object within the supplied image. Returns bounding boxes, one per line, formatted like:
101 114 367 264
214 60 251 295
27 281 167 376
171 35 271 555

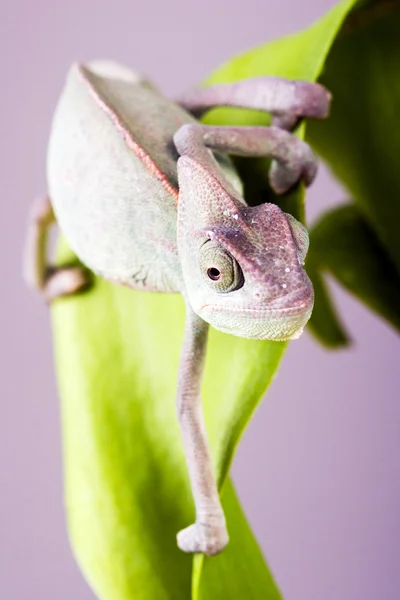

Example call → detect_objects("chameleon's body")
49 62 240 294
25 60 331 555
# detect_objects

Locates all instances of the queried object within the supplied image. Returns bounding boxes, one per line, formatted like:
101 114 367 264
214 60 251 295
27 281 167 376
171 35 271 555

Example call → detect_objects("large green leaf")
305 255 351 348
53 244 287 600
309 204 400 332
50 2 363 600
53 247 287 600
307 1 400 274
303 0 400 343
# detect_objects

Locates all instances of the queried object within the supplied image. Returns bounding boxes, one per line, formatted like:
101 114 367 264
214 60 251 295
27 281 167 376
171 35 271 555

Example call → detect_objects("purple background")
1 1 399 599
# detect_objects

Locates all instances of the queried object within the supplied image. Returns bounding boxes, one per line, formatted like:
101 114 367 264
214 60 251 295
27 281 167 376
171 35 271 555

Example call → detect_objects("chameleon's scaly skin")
47 62 242 293
26 60 331 555
48 63 183 292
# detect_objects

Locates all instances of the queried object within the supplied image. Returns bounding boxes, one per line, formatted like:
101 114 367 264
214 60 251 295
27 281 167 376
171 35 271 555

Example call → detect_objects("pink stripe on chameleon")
77 64 179 203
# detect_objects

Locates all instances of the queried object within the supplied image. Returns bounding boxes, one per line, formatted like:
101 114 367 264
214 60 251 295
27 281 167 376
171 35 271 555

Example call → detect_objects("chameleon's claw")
271 113 300 131
43 266 91 303
177 520 229 556
272 81 332 131
269 137 318 194
294 81 332 119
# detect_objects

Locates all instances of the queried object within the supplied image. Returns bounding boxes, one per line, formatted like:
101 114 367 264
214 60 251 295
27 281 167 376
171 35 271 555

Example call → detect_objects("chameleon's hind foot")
177 519 229 556
42 266 91 303
24 194 91 303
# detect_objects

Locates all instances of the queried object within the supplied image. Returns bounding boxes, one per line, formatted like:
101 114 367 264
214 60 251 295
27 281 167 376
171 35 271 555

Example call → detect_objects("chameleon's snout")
199 280 314 341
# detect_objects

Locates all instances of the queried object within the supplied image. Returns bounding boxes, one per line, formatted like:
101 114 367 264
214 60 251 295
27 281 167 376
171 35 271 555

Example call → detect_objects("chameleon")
24 60 331 556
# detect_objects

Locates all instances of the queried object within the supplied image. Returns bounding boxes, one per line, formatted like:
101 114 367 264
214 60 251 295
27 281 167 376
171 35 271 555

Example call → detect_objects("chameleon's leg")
24 195 90 302
174 123 316 194
176 305 228 556
176 77 331 130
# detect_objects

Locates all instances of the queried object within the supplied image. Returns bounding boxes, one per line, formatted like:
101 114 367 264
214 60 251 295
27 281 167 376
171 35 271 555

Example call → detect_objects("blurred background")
1 1 399 599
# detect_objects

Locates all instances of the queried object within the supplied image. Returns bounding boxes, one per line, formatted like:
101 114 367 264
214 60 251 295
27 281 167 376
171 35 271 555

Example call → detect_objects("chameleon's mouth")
200 286 313 316
198 287 314 341
202 300 311 316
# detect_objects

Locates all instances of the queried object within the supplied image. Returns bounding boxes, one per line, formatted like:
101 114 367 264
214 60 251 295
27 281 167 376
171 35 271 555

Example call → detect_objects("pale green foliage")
51 1 400 599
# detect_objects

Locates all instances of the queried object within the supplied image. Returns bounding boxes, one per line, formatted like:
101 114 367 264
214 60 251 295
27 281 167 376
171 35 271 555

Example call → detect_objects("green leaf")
53 247 286 600
50 2 364 600
53 281 193 600
309 204 400 332
307 0 400 275
305 257 351 348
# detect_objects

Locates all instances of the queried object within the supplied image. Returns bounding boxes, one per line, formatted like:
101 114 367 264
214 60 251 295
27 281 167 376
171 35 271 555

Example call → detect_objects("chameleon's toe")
293 80 332 120
271 112 300 131
177 521 229 556
273 81 331 131
269 139 318 194
271 81 332 132
44 266 91 303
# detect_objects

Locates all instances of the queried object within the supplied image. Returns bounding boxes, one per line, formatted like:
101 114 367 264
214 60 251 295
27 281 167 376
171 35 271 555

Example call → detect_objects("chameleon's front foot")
174 123 318 196
268 127 318 193
270 80 331 130
177 516 229 556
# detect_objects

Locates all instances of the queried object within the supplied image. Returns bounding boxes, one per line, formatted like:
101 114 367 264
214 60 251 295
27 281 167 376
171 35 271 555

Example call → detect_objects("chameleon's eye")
200 240 244 293
207 267 221 281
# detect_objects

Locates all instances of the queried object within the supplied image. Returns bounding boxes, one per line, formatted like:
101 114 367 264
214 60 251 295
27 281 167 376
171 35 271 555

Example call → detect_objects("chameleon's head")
177 157 314 341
